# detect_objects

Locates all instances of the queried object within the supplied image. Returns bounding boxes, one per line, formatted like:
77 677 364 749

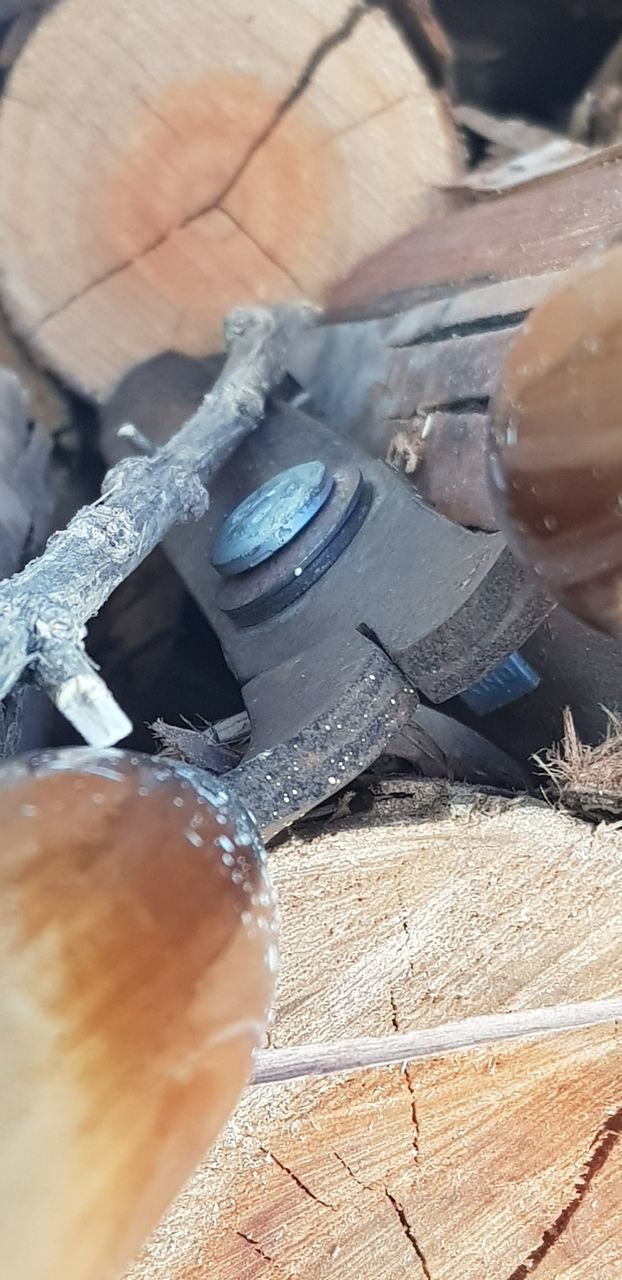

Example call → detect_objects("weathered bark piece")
328 153 622 317
0 308 67 431
0 0 52 19
0 366 52 756
288 272 557 533
127 783 622 1280
570 32 622 145
0 4 50 71
454 104 566 157
0 0 460 399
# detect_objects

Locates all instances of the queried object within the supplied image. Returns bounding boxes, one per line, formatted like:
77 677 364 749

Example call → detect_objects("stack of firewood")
0 5 621 1279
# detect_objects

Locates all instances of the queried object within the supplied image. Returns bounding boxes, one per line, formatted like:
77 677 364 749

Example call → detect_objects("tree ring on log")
0 0 460 398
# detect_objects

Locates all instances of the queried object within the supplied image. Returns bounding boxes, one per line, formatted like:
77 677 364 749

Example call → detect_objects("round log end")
0 747 277 1280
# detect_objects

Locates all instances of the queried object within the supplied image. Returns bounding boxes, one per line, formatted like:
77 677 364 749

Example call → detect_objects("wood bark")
327 153 622 317
126 782 622 1280
0 0 460 399
0 366 52 755
288 271 559 534
0 308 67 431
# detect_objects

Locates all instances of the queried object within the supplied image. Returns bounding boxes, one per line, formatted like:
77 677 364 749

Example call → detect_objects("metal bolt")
212 461 334 577
461 652 540 717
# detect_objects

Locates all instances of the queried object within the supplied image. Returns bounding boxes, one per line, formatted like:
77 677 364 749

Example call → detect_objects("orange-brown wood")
0 748 276 1280
127 783 622 1280
0 0 460 398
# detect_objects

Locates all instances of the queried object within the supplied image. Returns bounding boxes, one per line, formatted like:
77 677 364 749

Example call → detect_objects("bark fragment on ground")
536 706 622 823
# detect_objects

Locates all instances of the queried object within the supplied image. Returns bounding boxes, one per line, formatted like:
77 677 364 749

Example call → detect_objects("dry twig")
0 305 309 745
251 995 622 1084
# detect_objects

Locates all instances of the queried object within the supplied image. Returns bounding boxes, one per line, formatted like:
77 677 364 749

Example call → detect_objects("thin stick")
250 996 622 1085
0 305 309 745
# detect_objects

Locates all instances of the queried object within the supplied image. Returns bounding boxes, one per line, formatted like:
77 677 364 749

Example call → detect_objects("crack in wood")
218 207 304 291
389 986 400 1033
391 309 527 349
506 1102 622 1280
34 1 370 330
323 91 410 144
385 1190 432 1279
334 1146 431 1276
270 1 370 125
333 1149 375 1192
260 1146 336 1211
397 914 422 1159
236 1230 277 1268
385 903 425 1172
387 396 490 419
403 1059 421 1157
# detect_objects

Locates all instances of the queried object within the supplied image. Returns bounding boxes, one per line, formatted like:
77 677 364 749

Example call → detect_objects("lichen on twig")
0 304 312 746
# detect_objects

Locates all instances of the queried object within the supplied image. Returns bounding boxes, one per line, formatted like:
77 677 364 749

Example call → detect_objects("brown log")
0 365 53 756
0 0 460 399
288 271 559 534
328 153 622 317
127 781 622 1280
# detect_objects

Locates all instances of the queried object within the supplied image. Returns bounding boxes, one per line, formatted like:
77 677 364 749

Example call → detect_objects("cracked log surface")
126 782 622 1279
0 0 459 399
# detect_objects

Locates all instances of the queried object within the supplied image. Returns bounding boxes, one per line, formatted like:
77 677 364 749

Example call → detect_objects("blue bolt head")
212 461 334 577
461 652 540 717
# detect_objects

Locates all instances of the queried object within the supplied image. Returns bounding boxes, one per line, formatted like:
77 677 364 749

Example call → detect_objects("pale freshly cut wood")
127 783 622 1280
0 0 460 399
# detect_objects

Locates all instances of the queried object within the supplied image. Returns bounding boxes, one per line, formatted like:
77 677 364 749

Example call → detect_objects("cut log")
0 0 460 400
126 782 622 1280
328 153 622 318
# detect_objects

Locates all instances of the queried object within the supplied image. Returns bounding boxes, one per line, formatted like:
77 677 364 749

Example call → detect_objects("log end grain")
0 0 461 398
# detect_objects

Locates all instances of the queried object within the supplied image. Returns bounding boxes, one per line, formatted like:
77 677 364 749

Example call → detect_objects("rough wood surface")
0 366 52 756
0 308 67 431
126 783 622 1279
288 272 558 533
0 0 460 399
0 0 52 19
327 153 622 317
388 411 497 530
